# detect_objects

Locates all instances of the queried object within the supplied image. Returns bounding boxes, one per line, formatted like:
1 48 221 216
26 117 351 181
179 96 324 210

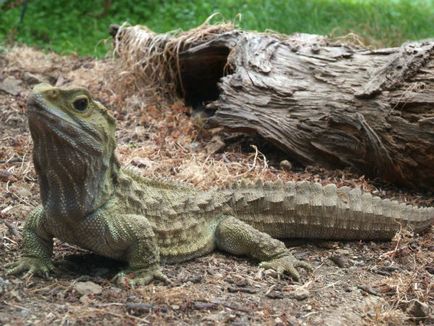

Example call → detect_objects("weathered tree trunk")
114 26 434 190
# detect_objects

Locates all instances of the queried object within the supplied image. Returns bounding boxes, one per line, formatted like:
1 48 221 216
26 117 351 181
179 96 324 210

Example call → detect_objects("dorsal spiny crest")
323 183 337 195
310 183 323 207
322 183 338 209
231 181 241 190
348 187 363 213
275 180 284 190
286 181 296 193
264 182 273 191
295 181 310 194
312 182 322 192
382 199 393 218
336 186 351 204
372 196 383 216
390 200 400 220
295 181 310 205
361 192 373 214
196 193 212 208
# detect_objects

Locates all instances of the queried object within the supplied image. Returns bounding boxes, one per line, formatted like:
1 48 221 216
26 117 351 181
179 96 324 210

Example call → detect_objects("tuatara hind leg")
215 216 312 281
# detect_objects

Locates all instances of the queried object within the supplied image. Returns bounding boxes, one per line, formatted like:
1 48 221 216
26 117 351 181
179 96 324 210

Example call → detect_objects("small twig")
357 284 380 296
30 282 62 294
248 145 260 171
95 303 125 307
2 300 30 311
264 284 276 296
2 236 18 245
303 311 320 319
0 157 24 164
311 280 342 292
80 307 150 324
0 220 20 238
1 206 13 214
19 150 28 172
379 224 404 260
210 300 250 313
8 191 33 207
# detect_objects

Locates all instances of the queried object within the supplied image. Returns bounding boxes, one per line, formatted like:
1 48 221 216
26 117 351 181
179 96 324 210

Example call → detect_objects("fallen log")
112 24 434 190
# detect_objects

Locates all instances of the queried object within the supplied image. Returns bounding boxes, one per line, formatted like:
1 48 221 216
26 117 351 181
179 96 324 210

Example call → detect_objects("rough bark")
179 32 434 190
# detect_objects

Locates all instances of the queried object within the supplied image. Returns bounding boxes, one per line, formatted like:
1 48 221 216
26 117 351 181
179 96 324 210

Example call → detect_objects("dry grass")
113 17 235 101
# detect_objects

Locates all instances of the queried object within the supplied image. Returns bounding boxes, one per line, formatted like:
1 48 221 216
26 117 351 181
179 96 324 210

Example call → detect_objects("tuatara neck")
29 116 119 221
32 134 118 221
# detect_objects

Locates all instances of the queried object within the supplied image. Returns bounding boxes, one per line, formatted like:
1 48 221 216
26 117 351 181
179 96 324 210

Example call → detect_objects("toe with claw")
259 254 313 281
6 257 54 279
114 267 171 288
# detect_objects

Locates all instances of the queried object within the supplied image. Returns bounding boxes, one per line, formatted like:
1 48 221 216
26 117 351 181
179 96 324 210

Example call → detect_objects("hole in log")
179 46 230 113
178 45 304 166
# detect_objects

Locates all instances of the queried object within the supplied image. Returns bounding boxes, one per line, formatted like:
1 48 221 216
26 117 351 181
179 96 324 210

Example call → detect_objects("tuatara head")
27 83 117 152
27 84 119 220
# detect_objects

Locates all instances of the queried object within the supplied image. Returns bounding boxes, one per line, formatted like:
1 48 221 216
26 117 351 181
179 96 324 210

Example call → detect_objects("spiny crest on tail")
222 179 434 230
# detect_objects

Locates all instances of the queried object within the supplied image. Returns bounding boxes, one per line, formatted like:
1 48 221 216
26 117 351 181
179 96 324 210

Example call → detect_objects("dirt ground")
0 46 433 325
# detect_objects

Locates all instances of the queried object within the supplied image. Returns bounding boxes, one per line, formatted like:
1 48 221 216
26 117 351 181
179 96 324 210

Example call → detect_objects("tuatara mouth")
28 92 75 123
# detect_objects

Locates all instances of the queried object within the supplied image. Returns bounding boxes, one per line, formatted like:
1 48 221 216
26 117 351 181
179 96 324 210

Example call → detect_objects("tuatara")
7 84 434 286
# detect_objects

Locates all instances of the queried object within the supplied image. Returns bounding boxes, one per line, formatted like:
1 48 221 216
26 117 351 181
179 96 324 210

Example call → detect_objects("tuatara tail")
218 180 434 240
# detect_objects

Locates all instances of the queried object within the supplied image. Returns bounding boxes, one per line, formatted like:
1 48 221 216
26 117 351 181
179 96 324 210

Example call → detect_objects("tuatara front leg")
97 213 170 288
215 216 312 281
6 206 54 278
8 206 169 287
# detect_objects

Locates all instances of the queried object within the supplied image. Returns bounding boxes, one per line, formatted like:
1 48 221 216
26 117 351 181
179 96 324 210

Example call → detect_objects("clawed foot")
6 257 54 279
259 254 313 281
114 267 171 288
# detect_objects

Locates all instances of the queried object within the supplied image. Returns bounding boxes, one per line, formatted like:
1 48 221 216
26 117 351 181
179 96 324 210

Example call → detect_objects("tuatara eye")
73 97 89 112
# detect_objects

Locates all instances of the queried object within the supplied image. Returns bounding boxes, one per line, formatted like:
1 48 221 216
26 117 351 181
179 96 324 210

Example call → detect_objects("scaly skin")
7 84 434 286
